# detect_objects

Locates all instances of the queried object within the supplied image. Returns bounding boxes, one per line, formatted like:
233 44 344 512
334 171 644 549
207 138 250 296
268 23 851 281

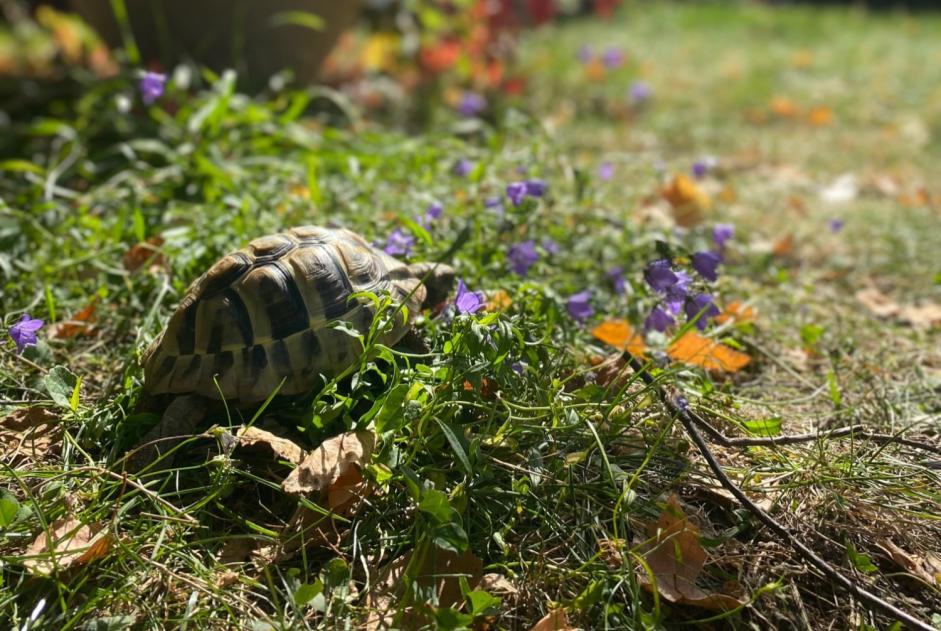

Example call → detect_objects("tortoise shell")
143 226 434 403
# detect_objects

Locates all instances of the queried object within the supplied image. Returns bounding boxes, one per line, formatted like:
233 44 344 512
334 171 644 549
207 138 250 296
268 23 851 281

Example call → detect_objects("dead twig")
622 351 935 631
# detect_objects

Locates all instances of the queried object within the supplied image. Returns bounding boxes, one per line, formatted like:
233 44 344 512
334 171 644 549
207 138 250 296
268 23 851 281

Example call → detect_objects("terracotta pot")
71 0 362 87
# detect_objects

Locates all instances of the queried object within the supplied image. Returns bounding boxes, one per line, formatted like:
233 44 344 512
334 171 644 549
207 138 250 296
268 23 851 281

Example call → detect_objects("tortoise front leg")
123 394 209 473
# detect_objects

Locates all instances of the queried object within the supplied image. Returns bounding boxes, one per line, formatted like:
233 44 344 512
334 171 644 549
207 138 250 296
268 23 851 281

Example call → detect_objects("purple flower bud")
605 265 626 295
457 91 487 117
454 278 485 314
566 289 594 322
541 238 560 255
507 240 539 277
712 223 735 249
644 306 674 332
644 259 678 293
685 294 720 331
425 202 443 221
8 314 43 354
525 179 547 197
454 159 474 177
139 71 166 105
384 228 415 257
506 181 527 207
629 81 651 104
598 162 615 181
828 218 844 233
691 251 722 282
602 46 623 69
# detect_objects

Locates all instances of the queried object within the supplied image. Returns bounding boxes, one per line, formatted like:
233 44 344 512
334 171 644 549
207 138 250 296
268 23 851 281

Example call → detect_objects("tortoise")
127 225 454 471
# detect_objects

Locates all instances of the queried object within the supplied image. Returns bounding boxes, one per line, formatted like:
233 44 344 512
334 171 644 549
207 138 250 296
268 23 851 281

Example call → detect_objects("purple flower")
692 161 708 179
484 196 505 218
384 228 415 257
685 294 720 331
828 218 844 233
598 162 615 181
566 290 594 322
644 259 678 293
510 361 526 374
525 179 547 197
541 238 560 255
691 251 722 282
605 266 626 295
454 278 485 315
602 46 623 69
9 314 43 354
577 45 593 64
507 240 539 277
712 223 735 249
628 81 651 104
457 91 487 117
506 181 527 207
139 71 166 105
664 270 692 314
425 202 443 221
454 159 474 177
644 306 674 333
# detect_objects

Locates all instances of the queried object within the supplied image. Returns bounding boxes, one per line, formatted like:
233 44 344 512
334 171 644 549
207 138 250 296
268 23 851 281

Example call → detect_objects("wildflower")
644 259 678 293
566 290 594 322
712 223 735 249
139 71 166 105
628 81 651 104
685 294 720 330
644 306 674 332
577 45 593 64
484 196 505 218
691 251 722 282
828 218 844 233
454 279 485 315
605 266 626 295
425 202 443 221
541 238 560 255
510 361 526 374
602 46 623 69
664 270 692 314
457 91 487 117
454 159 474 177
506 181 527 207
507 240 539 276
9 314 43 354
598 162 615 181
525 179 547 197
384 228 415 257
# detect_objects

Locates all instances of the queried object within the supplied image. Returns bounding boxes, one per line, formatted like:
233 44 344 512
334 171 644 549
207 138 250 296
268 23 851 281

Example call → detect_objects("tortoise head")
408 262 456 310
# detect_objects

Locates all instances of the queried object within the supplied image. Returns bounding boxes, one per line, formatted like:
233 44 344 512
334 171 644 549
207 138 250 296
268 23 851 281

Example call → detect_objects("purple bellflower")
454 279 485 314
507 240 539 276
605 266 626 295
644 306 674 332
712 223 735 249
566 290 594 322
9 314 43 354
457 91 487 117
139 71 166 105
691 251 722 282
506 181 527 207
384 228 415 257
598 162 615 181
685 294 720 331
644 259 678 293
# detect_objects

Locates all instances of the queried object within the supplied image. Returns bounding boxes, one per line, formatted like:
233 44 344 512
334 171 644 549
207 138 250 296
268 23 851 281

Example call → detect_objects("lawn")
1 2 940 629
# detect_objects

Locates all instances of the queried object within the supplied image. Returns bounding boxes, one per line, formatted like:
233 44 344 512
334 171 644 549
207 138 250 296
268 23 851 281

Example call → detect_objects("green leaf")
827 370 841 407
371 383 409 433
465 590 501 616
293 580 323 606
435 419 473 476
0 492 20 527
434 521 469 553
800 324 824 348
741 417 782 437
69 376 83 412
44 366 79 410
574 579 605 610
0 159 45 175
418 488 454 524
269 10 325 31
846 541 876 573
433 606 473 630
323 558 350 589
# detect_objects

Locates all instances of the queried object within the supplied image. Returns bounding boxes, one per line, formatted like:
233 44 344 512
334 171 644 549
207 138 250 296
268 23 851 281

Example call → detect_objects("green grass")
2 2 941 629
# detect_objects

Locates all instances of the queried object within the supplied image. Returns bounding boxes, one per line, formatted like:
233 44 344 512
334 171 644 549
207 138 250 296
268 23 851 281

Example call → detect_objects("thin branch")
622 351 935 631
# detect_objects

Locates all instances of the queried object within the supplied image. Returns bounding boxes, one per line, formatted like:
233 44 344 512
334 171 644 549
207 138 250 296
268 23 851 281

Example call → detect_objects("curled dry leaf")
807 106 833 126
856 288 941 328
528 608 576 631
49 298 97 339
714 301 757 325
637 495 744 611
235 426 305 465
591 319 647 357
23 518 112 575
282 430 375 497
661 174 711 226
476 573 518 595
122 236 166 272
667 331 750 373
1 406 61 463
875 539 941 587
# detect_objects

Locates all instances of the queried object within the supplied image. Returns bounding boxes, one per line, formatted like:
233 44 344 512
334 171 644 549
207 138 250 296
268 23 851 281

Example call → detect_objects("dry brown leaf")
122 236 165 272
282 430 375 497
327 466 374 514
770 96 799 118
364 548 484 630
591 319 647 357
856 287 940 328
476 573 518 595
528 608 576 631
856 287 900 318
486 289 513 312
899 303 941 329
23 518 112 575
771 233 794 257
1 407 61 462
667 331 751 373
875 539 940 586
661 174 711 226
49 299 97 339
714 301 757 325
807 106 833 126
235 426 305 465
637 495 744 611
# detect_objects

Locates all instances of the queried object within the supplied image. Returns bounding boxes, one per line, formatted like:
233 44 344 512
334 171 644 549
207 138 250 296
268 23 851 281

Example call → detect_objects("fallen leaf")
23 518 112 575
282 430 375 497
791 49 814 68
122 236 165 272
476 573 518 595
820 173 858 204
714 301 757 325
235 426 305 465
807 106 833 126
770 96 799 118
364 547 484 630
49 298 97 339
528 608 576 631
637 495 743 611
591 319 647 357
1 407 61 463
899 303 941 329
771 234 794 257
668 331 751 373
661 174 711 226
327 466 374 514
486 289 513 312
875 539 939 587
